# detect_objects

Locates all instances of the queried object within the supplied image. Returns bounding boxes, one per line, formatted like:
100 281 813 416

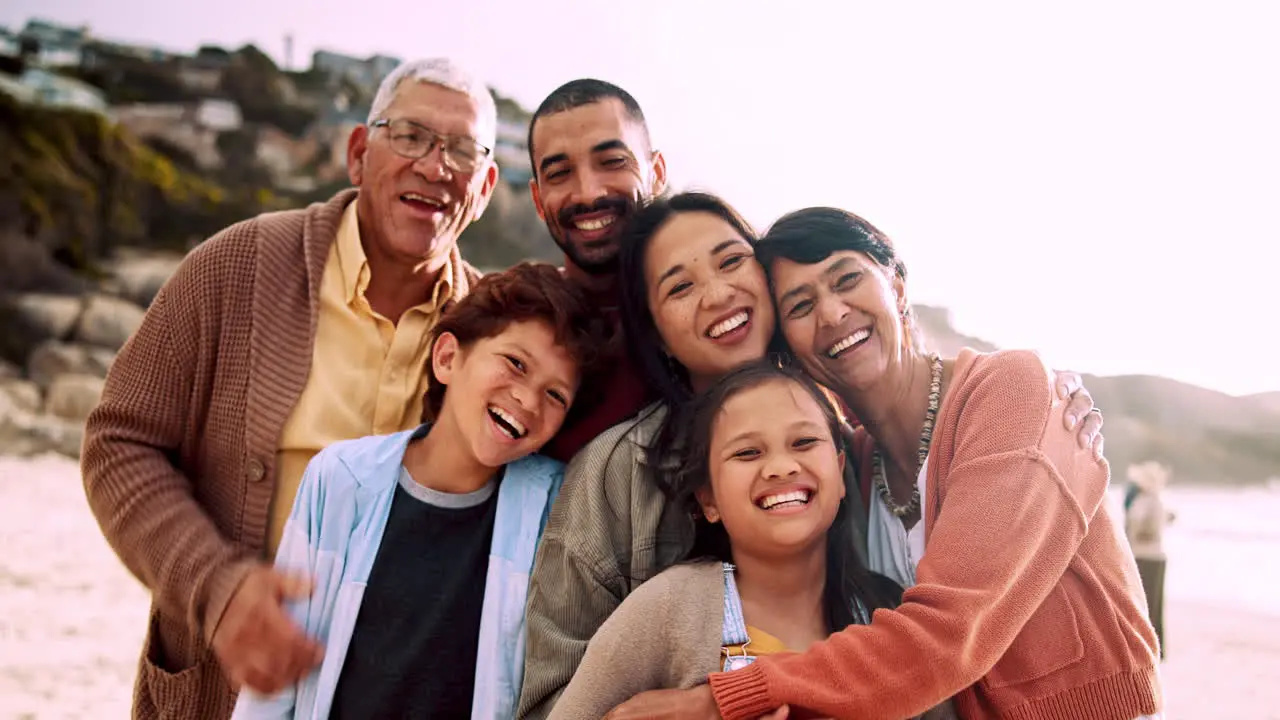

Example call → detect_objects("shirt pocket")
137 609 222 719
979 583 1085 689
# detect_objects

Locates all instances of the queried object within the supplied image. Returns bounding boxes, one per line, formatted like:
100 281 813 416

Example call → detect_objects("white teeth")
759 490 812 510
404 193 445 207
489 406 527 438
708 311 749 339
573 216 616 231
827 328 871 358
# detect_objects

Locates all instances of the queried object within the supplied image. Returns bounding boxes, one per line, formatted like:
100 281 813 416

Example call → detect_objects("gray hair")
367 58 497 149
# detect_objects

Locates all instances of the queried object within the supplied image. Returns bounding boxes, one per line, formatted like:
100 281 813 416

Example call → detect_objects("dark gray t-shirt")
330 467 500 719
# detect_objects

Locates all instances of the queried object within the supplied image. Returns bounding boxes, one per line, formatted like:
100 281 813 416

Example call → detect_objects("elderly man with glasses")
80 57 498 720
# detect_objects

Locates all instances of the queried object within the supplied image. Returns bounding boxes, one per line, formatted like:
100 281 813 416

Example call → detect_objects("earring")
704 508 720 523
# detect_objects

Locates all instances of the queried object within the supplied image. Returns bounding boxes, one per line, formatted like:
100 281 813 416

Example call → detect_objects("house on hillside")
173 45 233 92
173 56 222 93
312 50 367 86
18 19 87 67
0 27 18 58
311 49 402 91
80 40 145 72
111 98 244 169
18 67 106 114
256 125 321 192
79 39 172 86
309 104 368 181
494 117 532 184
195 46 234 68
368 54 400 83
90 39 167 63
192 98 242 132
0 72 36 103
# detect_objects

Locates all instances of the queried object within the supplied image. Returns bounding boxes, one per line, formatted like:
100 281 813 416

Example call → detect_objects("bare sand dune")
1 454 1278 719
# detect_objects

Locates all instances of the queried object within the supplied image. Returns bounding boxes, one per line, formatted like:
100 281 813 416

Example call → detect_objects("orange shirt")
722 625 790 671
709 349 1162 720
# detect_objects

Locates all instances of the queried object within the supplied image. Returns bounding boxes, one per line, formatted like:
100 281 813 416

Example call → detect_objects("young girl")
231 262 609 720
548 362 951 719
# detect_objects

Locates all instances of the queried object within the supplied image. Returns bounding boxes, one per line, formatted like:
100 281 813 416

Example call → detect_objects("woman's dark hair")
756 206 906 280
423 261 613 421
664 360 903 630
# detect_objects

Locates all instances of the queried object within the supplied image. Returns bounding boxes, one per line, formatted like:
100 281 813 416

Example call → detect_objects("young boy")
231 262 609 720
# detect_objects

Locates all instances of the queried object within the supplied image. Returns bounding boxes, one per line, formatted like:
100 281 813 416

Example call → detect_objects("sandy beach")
1 454 1278 719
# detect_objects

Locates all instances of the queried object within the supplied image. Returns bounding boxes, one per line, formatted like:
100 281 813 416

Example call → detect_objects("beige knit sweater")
547 561 724 720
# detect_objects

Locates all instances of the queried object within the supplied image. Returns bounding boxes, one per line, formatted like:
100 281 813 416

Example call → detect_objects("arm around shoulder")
951 349 1110 515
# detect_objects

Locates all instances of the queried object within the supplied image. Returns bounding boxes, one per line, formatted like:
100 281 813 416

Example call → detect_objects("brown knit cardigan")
80 189 480 720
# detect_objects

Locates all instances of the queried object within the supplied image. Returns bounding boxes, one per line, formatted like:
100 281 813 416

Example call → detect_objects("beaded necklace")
872 353 943 518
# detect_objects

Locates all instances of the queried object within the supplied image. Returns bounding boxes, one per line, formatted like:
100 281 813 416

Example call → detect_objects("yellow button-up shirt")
267 201 457 555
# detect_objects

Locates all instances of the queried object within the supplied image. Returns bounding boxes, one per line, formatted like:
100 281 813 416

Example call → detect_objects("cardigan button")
246 459 266 482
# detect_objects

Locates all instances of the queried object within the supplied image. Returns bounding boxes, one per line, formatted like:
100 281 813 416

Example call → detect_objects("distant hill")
915 305 1280 486
913 306 998 355
1248 391 1280 416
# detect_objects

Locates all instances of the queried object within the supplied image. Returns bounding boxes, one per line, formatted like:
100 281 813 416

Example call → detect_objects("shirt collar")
336 199 457 312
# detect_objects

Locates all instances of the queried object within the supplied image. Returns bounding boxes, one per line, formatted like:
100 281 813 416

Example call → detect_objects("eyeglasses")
370 118 491 175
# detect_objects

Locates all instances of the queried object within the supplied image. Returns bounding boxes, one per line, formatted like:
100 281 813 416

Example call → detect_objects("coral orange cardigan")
709 349 1162 720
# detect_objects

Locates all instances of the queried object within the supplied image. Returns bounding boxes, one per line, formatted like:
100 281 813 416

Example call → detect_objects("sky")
5 0 1278 395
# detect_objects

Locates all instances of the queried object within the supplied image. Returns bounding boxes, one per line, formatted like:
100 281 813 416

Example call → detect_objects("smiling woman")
517 191 810 717
618 192 776 405
641 211 775 393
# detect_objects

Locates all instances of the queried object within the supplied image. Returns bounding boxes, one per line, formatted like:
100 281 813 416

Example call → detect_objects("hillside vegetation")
916 306 1280 486
0 88 274 293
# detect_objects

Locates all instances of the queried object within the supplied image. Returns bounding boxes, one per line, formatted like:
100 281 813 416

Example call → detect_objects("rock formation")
0 249 180 458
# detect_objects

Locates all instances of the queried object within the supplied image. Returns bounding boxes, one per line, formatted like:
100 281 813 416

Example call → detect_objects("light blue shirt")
232 425 564 720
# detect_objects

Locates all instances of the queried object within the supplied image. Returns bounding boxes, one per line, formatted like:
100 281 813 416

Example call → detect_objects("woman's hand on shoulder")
1053 369 1105 460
